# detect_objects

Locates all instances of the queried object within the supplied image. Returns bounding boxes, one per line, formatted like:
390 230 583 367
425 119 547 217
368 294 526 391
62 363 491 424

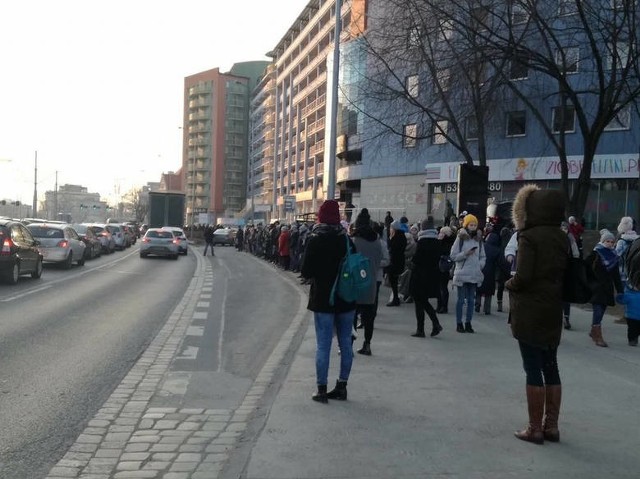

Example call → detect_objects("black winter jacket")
301 224 356 313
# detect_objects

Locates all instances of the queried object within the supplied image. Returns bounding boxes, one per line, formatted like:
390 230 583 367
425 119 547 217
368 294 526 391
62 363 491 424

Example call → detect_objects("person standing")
436 226 455 314
351 209 384 356
278 225 291 271
386 220 407 306
584 230 624 347
203 225 215 256
235 226 244 251
475 228 501 315
300 200 356 403
409 217 443 338
506 185 568 445
568 216 585 257
450 214 485 333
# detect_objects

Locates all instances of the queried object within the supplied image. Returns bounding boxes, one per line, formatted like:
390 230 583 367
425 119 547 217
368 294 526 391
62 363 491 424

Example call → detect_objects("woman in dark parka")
386 220 407 306
409 217 443 337
505 184 569 445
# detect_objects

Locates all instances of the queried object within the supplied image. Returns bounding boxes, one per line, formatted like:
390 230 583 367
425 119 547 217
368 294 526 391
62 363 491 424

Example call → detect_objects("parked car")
212 227 236 246
86 223 116 254
0 218 43 284
71 224 102 260
26 223 86 268
105 224 126 250
161 226 188 255
139 228 180 259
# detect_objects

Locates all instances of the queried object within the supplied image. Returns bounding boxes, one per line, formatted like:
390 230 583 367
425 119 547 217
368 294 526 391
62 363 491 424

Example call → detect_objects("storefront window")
582 181 600 230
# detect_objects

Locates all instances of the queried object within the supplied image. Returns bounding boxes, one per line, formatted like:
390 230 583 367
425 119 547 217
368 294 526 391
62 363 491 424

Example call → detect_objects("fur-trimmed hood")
512 184 566 231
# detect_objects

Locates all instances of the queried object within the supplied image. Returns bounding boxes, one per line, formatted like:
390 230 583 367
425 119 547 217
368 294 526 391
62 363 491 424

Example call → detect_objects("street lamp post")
326 0 343 201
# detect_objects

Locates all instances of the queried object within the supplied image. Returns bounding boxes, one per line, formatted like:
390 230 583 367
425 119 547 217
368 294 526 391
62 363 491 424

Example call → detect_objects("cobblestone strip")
46 254 309 479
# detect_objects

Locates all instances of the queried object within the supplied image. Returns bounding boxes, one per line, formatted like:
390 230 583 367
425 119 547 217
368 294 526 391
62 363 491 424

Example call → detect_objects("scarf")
594 243 619 271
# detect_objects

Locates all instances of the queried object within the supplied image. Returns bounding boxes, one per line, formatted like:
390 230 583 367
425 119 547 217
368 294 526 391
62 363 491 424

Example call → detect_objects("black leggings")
414 298 439 333
518 341 561 387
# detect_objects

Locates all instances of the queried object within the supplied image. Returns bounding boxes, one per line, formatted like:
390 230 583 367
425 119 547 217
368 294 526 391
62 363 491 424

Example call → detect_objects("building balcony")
309 139 325 156
336 163 362 183
301 94 326 118
189 85 210 96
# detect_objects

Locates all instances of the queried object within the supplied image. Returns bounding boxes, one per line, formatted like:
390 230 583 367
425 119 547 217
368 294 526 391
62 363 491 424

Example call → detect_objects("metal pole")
33 151 38 217
326 0 343 201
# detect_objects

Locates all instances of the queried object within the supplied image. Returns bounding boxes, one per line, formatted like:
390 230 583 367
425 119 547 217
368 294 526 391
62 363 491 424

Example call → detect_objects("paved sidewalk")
242 286 640 479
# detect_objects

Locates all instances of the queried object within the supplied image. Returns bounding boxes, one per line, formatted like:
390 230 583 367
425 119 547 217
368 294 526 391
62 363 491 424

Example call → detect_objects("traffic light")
93 205 100 209
80 204 86 209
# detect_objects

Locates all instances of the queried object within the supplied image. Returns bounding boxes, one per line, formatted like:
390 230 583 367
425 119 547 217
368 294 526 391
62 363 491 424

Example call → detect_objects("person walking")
475 227 501 315
496 227 514 312
560 221 581 330
351 209 384 356
409 216 443 338
584 229 624 347
203 225 215 256
614 216 639 323
386 220 407 306
616 287 640 346
450 214 485 333
300 200 356 403
505 184 568 445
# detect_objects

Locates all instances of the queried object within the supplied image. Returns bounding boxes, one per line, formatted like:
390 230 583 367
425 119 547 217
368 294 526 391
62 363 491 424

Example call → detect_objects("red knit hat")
318 200 341 225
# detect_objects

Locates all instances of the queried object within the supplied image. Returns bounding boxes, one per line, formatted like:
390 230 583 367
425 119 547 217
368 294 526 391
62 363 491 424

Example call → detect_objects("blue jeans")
456 283 476 324
313 310 355 386
592 303 606 326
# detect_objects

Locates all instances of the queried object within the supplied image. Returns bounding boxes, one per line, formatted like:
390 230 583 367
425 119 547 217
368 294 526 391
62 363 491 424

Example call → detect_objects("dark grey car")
0 218 44 284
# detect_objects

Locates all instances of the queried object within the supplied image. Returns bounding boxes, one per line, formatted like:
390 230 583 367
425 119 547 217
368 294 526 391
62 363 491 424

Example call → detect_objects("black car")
71 224 103 260
0 218 44 284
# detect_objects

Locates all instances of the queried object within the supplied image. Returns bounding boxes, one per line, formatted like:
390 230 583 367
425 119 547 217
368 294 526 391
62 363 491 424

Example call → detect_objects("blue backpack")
330 234 372 305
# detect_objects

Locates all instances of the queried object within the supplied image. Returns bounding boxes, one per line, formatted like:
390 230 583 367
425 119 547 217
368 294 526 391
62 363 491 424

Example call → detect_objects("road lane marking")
0 284 52 302
217 278 229 373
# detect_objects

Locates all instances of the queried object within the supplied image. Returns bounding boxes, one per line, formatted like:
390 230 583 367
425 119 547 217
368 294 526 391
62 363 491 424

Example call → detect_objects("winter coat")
278 230 291 257
352 226 384 305
438 232 456 281
378 238 390 282
615 231 639 281
450 228 485 287
505 185 568 348
585 245 624 306
301 224 356 313
478 232 501 295
387 230 407 275
409 229 441 300
404 233 417 264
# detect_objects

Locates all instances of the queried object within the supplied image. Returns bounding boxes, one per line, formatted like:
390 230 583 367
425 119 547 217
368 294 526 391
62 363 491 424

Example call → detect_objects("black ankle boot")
430 321 443 337
465 322 475 333
326 380 348 400
312 385 328 403
357 342 372 355
456 323 465 333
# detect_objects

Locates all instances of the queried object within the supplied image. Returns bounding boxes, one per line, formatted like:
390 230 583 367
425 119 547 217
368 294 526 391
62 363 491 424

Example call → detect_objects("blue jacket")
616 287 640 321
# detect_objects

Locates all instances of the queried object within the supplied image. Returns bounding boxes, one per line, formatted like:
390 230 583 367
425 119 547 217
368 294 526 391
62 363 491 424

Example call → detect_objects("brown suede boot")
543 385 562 442
589 325 608 347
514 385 545 444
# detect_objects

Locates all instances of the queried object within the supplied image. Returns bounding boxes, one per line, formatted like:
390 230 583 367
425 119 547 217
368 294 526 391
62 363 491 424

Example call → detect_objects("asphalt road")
0 246 195 479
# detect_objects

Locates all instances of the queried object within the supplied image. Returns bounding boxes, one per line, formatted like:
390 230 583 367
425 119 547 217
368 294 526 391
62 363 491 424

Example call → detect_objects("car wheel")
140 253 147 258
172 254 179 260
31 258 43 279
4 263 20 284
64 252 73 270
77 255 85 266
183 249 188 256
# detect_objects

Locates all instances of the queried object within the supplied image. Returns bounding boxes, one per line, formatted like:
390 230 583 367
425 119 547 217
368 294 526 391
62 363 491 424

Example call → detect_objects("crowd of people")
218 188 640 444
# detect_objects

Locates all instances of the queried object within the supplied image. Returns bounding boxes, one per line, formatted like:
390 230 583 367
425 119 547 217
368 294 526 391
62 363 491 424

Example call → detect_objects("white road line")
217 277 229 373
0 284 53 302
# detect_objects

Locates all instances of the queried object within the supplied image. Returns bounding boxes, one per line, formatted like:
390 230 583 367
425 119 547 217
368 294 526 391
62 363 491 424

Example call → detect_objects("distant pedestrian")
506 185 568 445
203 226 215 256
301 200 356 403
278 225 291 270
436 226 455 314
584 229 624 347
450 214 485 333
409 216 443 338
386 220 407 306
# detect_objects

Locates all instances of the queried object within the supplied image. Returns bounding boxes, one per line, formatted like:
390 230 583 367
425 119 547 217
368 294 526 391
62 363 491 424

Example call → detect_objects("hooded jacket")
352 224 384 305
506 185 568 348
450 228 486 287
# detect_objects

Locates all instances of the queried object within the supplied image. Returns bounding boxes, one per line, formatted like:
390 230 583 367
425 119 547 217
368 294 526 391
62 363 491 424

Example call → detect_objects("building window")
406 74 419 98
607 42 630 70
511 2 529 24
435 68 450 92
510 53 529 80
604 105 631 131
556 47 579 73
433 120 448 144
558 0 577 15
552 106 576 133
465 117 478 140
403 124 418 148
506 110 527 137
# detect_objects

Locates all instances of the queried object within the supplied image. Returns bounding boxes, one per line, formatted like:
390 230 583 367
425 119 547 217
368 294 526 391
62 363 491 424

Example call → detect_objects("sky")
0 0 308 205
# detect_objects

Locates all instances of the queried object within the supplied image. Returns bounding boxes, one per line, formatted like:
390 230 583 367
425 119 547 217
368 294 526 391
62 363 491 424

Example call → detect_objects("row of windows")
402 104 631 147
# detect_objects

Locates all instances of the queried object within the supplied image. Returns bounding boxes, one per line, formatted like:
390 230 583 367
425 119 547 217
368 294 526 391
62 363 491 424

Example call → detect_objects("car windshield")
146 231 173 239
28 226 64 238
72 225 88 234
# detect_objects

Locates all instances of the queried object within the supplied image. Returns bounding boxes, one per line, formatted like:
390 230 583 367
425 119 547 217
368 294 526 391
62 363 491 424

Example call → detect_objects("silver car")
161 227 188 255
139 228 180 259
26 223 86 268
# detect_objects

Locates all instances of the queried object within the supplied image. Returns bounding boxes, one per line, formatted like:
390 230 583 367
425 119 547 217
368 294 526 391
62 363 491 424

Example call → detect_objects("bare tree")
122 187 148 223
